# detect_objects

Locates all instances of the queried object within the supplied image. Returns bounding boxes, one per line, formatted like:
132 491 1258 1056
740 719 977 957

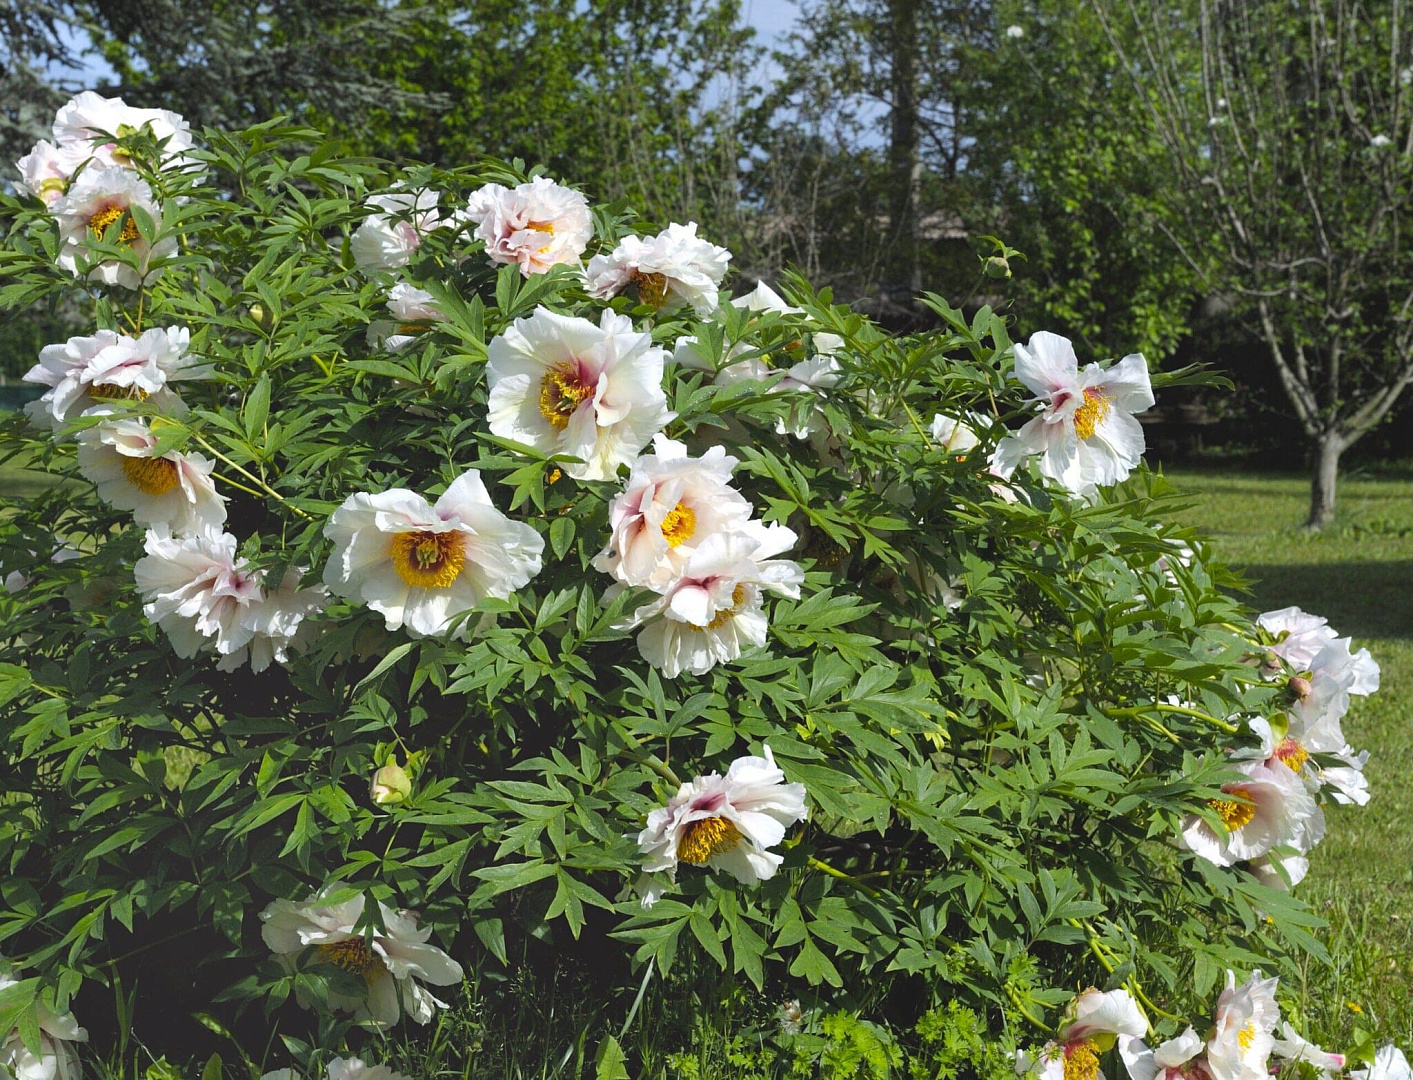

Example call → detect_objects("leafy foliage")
0 122 1336 1067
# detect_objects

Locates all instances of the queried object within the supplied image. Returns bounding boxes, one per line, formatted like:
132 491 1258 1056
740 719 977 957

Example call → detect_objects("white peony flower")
586 222 731 316
1206 970 1280 1080
626 526 803 678
1258 606 1337 668
1060 988 1148 1044
1249 850 1310 890
350 189 443 272
134 525 263 664
366 283 448 351
1271 1023 1345 1078
322 469 543 639
0 958 88 1080
730 280 845 354
592 435 754 590
326 1058 413 1080
930 412 986 454
1351 1047 1413 1080
1180 760 1319 868
51 91 194 170
77 417 226 534
485 306 673 481
1308 635 1380 697
1118 1028 1205 1080
1316 746 1370 806
25 326 207 428
1019 989 1148 1080
1370 134 1393 148
260 891 463 1026
636 744 807 903
460 176 592 276
15 139 90 206
228 567 328 673
990 331 1154 496
52 166 175 288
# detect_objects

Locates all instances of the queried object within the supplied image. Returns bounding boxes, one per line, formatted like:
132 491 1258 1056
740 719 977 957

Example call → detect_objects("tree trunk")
1307 432 1344 531
887 0 920 298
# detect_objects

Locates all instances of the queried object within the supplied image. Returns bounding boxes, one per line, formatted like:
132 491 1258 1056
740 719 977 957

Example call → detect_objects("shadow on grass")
1238 561 1413 641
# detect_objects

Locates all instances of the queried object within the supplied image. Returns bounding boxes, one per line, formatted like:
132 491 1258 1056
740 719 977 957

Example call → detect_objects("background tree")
957 1 1204 361
1096 0 1413 527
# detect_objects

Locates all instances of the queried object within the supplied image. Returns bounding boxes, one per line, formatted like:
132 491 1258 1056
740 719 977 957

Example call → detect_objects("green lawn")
1165 467 1413 1033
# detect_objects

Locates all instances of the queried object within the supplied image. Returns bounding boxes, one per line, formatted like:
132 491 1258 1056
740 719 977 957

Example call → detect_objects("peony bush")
0 95 1402 1078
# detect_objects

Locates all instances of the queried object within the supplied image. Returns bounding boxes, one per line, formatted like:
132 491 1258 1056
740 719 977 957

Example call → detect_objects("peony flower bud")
1287 675 1313 702
370 761 411 806
984 255 1011 279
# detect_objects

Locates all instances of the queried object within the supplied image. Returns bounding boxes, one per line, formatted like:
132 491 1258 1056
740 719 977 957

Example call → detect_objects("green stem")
807 856 882 898
190 434 313 520
1109 703 1239 735
1005 984 1048 1031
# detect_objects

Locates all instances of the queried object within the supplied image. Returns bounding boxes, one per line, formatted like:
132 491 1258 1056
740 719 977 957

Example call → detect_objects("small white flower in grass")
1271 1024 1346 1078
626 526 803 678
367 283 448 351
1180 759 1318 868
0 957 88 1080
25 326 207 428
1017 988 1147 1080
486 306 673 482
15 139 89 206
1206 970 1280 1080
51 91 195 170
1352 1047 1413 1080
1371 134 1393 148
351 189 444 272
135 525 263 664
77 417 226 534
1118 1027 1205 1080
636 745 807 904
1006 24 1025 38
322 469 543 639
990 331 1154 496
461 176 592 276
52 166 174 289
260 891 463 1026
586 222 731 316
592 435 753 591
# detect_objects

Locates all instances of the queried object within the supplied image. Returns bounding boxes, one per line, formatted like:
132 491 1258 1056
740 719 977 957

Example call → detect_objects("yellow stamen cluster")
1237 1022 1256 1052
88 203 140 244
1072 388 1113 441
1209 794 1256 830
390 530 466 589
678 816 742 864
538 367 594 430
632 271 670 309
705 583 749 630
660 503 696 547
89 382 150 403
120 454 181 496
1274 737 1310 773
1064 1041 1102 1080
317 937 382 981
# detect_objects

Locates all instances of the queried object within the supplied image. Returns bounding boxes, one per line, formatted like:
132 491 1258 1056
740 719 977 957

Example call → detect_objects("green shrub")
0 99 1390 1078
